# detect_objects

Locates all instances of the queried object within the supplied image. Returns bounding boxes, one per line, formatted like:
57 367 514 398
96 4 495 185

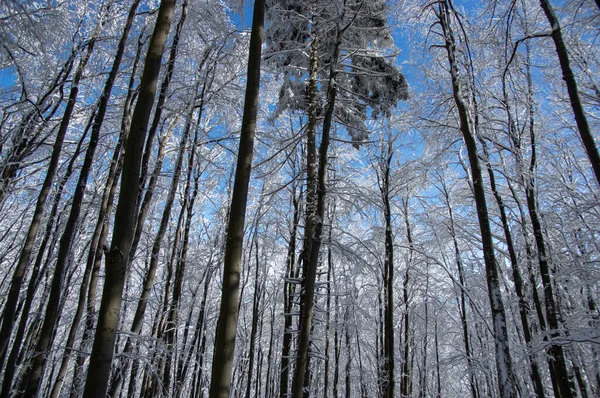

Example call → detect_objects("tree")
81 0 178 395
208 0 266 396
434 1 517 397
538 0 600 187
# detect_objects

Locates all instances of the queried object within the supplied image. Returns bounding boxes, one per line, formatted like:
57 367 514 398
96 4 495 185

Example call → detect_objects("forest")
0 0 598 397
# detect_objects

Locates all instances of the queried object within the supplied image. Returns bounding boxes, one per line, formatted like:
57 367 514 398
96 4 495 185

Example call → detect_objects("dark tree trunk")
69 27 143 396
378 135 395 398
207 0 265 396
437 2 517 397
499 54 547 398
332 288 341 398
344 309 351 398
244 219 263 398
81 0 178 395
291 21 344 398
538 0 600 187
279 178 300 398
130 0 189 264
521 26 575 398
0 123 89 398
0 26 96 376
323 207 334 398
440 176 478 398
19 2 140 394
400 197 413 398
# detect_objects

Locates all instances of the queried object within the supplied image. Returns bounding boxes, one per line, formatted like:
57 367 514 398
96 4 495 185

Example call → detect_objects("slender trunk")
131 0 189 263
279 179 300 398
400 198 413 398
499 62 546 398
437 2 516 397
0 124 89 398
49 125 127 398
69 32 141 391
525 132 575 398
19 2 140 394
420 266 429 398
244 221 263 398
191 266 213 398
344 309 351 398
108 110 189 396
0 29 96 373
521 20 576 397
208 0 265 396
291 21 344 398
538 0 600 187
434 315 441 398
442 178 478 398
172 98 207 398
81 0 178 395
380 139 395 398
323 213 333 398
265 302 276 398
332 288 341 398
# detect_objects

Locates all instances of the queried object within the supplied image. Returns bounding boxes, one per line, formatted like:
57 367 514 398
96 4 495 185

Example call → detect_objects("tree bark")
291 20 344 398
207 0 265 396
378 135 395 398
538 0 600 187
81 0 178 395
19 2 140 394
400 197 413 398
0 27 96 375
130 0 189 264
437 2 517 397
0 121 89 398
244 217 263 398
279 179 300 398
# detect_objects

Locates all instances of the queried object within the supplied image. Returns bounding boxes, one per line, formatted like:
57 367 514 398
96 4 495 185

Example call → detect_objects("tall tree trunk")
344 309 351 398
434 314 441 398
81 0 178 395
498 64 547 398
538 0 600 187
524 101 575 398
108 108 190 396
440 176 478 398
400 197 413 398
279 178 300 398
130 0 189 264
69 27 144 396
379 136 395 398
170 85 207 398
291 18 345 398
420 265 429 398
244 218 263 398
437 2 517 397
323 206 334 398
207 0 265 395
0 122 89 398
526 9 577 396
0 23 97 374
332 283 341 398
18 2 142 394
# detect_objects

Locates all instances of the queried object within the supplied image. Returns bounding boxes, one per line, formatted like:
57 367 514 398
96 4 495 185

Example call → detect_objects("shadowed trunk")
81 0 178 395
437 2 517 397
207 0 265 396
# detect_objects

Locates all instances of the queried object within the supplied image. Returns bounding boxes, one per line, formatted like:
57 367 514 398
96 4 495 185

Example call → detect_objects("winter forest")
0 0 599 397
